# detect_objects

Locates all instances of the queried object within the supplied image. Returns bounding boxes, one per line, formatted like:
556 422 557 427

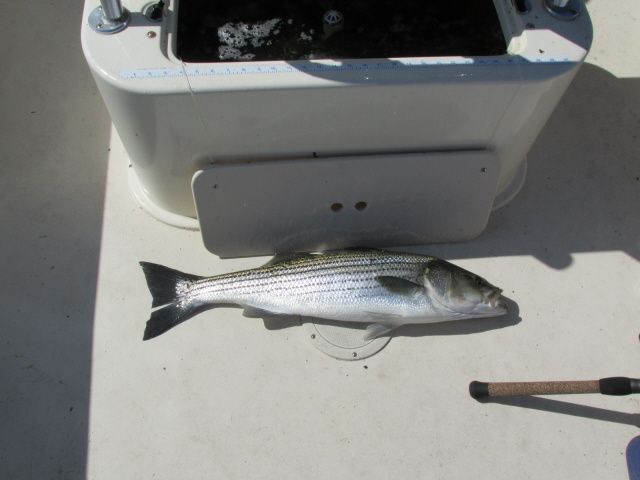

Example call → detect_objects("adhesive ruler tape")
120 56 572 79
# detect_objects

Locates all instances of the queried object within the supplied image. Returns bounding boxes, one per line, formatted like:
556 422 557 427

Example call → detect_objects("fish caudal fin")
143 303 199 340
139 262 204 340
140 262 203 307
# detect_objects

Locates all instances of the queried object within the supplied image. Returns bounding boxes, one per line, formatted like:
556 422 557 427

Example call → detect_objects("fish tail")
139 262 204 340
139 262 203 307
143 303 199 340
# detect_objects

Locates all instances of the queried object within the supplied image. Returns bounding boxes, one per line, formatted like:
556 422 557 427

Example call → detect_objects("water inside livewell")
177 0 507 62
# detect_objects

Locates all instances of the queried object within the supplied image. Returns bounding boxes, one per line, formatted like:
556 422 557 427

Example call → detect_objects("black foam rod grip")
599 377 640 396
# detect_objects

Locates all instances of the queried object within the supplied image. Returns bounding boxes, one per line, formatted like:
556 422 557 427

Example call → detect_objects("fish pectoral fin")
241 306 280 318
375 276 422 298
363 322 398 340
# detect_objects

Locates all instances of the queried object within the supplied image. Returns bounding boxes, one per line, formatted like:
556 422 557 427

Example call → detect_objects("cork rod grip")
469 377 640 399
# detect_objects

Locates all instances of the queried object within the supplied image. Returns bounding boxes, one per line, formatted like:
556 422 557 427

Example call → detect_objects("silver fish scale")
185 251 434 318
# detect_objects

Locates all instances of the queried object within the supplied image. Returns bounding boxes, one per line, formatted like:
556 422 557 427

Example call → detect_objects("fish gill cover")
176 0 507 63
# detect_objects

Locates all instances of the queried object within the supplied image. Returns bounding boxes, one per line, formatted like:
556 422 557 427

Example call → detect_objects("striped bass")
140 248 507 341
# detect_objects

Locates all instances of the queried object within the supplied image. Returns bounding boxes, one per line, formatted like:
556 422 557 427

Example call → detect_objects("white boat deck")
2 1 639 478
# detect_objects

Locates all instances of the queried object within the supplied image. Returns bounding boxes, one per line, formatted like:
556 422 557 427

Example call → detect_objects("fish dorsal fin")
261 248 381 268
322 247 383 255
261 252 314 267
375 276 422 298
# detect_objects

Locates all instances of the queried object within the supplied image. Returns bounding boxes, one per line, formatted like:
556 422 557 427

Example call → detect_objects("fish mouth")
487 289 507 311
494 298 508 311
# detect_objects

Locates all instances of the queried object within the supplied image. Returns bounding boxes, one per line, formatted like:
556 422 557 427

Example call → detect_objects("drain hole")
514 0 531 14
355 201 368 211
331 203 343 212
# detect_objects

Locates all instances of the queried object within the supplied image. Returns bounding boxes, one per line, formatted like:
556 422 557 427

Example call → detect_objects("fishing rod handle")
469 377 640 399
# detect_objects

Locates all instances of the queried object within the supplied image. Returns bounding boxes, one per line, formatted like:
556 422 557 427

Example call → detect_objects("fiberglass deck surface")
1 1 640 479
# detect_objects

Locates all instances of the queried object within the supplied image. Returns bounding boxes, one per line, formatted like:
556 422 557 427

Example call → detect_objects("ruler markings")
119 56 572 79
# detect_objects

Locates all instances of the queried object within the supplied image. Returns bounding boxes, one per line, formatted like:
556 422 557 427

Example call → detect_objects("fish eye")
465 274 486 287
475 277 487 287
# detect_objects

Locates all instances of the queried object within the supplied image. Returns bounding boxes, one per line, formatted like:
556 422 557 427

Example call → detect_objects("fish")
139 248 508 341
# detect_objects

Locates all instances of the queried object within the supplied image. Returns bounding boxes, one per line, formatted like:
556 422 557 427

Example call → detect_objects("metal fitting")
543 0 582 20
89 0 131 34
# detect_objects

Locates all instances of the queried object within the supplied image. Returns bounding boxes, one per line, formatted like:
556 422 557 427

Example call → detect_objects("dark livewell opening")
177 0 507 63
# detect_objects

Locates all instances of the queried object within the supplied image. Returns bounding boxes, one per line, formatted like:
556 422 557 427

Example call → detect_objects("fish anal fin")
375 276 422 298
363 322 398 341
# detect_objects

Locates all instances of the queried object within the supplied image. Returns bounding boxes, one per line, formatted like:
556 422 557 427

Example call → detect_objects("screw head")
147 31 157 38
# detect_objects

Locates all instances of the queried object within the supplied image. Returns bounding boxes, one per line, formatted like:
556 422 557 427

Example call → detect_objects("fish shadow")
261 295 520 335
262 315 303 331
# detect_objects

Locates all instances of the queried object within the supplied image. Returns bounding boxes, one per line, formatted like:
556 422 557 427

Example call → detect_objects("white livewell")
81 0 593 258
